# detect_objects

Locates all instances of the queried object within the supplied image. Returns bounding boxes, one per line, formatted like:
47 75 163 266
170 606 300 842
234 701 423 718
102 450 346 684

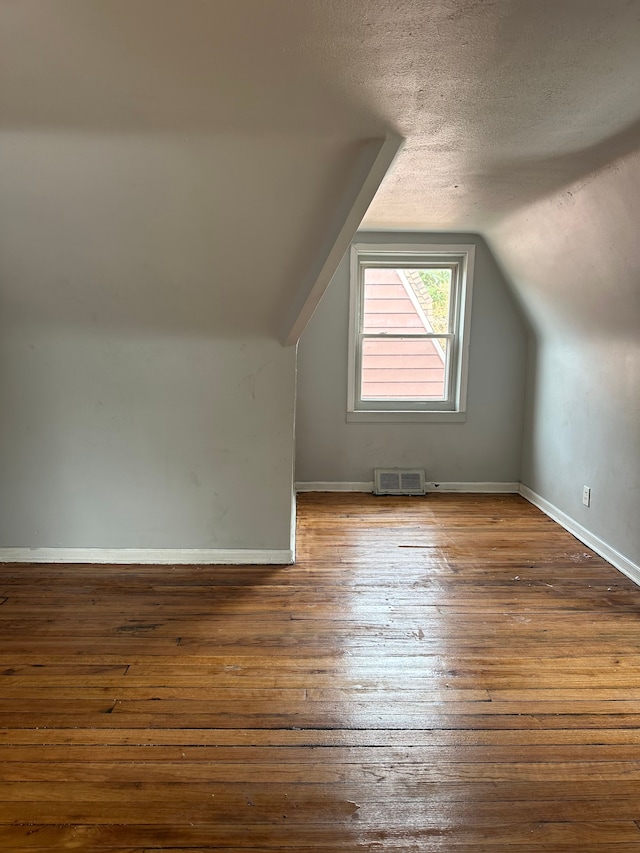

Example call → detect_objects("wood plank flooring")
1 492 640 850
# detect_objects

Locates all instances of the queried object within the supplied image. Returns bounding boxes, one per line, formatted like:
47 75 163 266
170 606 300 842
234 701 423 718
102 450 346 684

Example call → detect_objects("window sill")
346 410 467 424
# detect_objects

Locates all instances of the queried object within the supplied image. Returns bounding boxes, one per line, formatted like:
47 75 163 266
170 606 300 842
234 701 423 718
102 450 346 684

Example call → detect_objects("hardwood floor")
1 492 640 851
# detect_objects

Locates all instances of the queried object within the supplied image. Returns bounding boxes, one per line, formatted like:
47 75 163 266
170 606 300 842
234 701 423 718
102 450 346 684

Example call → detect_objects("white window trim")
347 242 475 424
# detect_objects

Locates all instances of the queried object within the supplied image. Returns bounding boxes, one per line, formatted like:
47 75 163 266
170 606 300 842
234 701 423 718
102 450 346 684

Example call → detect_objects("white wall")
295 232 528 485
0 329 295 550
490 150 640 568
0 131 299 554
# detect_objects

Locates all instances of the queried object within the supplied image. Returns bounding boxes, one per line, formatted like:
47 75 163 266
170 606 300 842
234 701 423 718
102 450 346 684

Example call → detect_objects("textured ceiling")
2 0 640 231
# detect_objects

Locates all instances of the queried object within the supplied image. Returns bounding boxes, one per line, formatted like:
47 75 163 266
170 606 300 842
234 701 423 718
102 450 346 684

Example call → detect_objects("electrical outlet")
582 485 591 507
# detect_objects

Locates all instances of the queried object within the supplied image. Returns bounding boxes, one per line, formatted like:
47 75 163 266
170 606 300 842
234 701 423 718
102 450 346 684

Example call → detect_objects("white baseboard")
295 481 373 492
426 481 520 493
290 489 297 563
295 481 520 494
519 485 640 587
0 548 294 566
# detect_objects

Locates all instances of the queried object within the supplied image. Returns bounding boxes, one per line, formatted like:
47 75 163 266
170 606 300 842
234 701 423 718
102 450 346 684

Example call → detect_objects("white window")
347 243 475 423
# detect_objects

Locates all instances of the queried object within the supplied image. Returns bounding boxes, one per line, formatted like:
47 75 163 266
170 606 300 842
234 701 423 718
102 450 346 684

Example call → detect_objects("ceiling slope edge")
280 133 404 347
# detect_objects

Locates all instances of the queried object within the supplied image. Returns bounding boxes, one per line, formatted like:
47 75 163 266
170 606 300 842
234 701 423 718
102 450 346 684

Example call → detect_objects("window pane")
363 267 452 335
361 337 449 401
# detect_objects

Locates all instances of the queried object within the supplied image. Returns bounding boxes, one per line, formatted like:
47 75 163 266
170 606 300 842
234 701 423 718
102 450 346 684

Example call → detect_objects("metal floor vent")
374 468 426 496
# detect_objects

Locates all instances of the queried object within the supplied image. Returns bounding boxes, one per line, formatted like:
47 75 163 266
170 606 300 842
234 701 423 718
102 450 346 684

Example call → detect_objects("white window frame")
347 243 475 423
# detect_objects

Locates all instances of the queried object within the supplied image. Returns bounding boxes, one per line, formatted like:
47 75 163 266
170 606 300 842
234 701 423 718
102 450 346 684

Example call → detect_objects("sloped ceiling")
2 0 639 331
359 0 640 230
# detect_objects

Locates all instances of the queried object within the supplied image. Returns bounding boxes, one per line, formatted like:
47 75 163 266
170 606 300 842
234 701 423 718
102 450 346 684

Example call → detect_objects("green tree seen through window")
418 269 451 334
